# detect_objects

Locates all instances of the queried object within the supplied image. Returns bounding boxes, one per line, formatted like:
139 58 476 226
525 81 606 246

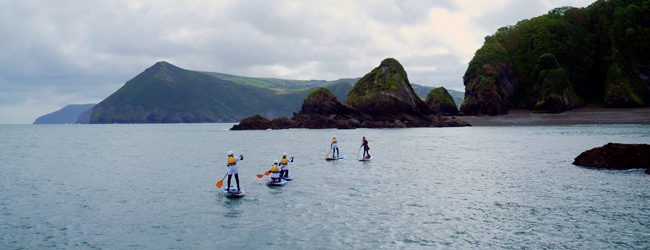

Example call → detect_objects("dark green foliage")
463 0 650 111
345 58 410 104
306 87 335 100
426 87 456 106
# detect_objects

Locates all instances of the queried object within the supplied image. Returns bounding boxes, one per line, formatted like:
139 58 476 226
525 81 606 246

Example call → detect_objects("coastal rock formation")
231 115 276 130
461 62 513 116
425 87 459 115
343 58 436 127
231 58 471 130
573 143 650 173
461 2 650 115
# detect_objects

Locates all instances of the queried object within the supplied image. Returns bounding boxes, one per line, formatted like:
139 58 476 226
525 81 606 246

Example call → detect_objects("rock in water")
425 87 459 115
230 58 472 130
573 143 650 173
344 58 434 127
291 87 364 129
231 115 275 130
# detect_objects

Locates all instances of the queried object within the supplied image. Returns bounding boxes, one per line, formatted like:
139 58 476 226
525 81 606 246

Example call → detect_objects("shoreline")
457 107 650 126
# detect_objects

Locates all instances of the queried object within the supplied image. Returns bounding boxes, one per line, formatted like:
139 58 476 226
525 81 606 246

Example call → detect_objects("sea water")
1 124 649 249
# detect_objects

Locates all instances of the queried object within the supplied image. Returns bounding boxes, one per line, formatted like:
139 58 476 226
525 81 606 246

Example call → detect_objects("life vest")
271 165 279 173
228 156 236 166
333 138 337 143
281 158 288 165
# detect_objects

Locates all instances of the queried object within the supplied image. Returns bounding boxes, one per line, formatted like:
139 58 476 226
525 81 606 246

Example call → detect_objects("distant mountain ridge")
33 104 95 124
37 61 460 124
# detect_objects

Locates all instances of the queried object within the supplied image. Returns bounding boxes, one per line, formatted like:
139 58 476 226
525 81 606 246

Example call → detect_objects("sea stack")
425 87 459 115
344 58 434 127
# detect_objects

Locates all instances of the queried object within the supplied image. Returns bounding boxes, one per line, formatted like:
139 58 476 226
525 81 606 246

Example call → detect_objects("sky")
0 0 596 124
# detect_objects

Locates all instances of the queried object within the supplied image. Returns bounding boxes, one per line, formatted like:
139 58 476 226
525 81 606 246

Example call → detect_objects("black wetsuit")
362 139 370 158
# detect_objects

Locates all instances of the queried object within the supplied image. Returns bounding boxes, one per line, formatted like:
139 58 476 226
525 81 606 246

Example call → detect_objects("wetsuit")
362 139 370 158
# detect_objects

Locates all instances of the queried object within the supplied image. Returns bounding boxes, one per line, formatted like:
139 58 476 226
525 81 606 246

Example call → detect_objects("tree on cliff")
461 0 650 115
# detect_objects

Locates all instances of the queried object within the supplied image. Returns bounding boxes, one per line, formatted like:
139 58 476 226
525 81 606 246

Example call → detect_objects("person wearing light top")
279 153 294 178
269 160 281 183
226 151 243 192
331 136 339 158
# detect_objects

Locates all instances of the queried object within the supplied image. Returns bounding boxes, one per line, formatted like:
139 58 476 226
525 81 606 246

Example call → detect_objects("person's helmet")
274 160 279 164
283 152 287 156
333 136 336 138
228 151 233 156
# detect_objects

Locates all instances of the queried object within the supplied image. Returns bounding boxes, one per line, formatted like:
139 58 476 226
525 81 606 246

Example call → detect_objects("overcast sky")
0 0 596 124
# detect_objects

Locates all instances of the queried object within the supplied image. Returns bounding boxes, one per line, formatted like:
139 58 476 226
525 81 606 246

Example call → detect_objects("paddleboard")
325 155 345 161
282 174 294 181
222 186 246 198
266 179 288 186
359 156 372 161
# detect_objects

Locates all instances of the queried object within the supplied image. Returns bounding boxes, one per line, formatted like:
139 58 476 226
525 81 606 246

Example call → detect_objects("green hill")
199 71 358 91
461 0 650 115
89 62 354 123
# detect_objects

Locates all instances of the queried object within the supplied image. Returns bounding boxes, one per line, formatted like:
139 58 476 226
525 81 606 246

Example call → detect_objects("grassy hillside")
90 62 355 123
200 71 358 91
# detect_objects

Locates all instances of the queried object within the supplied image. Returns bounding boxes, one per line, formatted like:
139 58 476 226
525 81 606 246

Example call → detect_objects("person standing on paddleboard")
361 136 370 159
270 160 281 183
280 153 294 178
226 151 244 192
331 136 339 158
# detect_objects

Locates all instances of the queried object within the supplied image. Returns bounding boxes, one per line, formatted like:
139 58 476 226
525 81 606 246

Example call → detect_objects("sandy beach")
457 107 650 126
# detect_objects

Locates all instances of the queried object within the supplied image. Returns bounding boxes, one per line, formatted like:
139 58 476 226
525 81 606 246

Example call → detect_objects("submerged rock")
573 143 650 173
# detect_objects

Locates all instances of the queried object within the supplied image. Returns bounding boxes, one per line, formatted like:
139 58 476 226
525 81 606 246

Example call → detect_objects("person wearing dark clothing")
361 136 370 159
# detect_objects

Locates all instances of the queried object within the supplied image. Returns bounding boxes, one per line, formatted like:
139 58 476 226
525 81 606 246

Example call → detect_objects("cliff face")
425 87 459 115
461 0 650 115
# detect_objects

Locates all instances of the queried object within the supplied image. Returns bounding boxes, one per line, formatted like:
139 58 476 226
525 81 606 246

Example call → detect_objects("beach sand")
457 107 650 126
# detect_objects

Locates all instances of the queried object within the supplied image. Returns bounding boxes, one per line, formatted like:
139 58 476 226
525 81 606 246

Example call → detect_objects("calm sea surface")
1 124 649 249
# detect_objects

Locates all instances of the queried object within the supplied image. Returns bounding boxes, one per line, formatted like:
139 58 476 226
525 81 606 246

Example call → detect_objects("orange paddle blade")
265 171 270 176
216 180 224 188
257 174 264 178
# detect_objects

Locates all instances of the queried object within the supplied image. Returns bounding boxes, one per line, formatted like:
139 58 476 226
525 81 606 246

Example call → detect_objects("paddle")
256 171 270 178
216 172 228 188
324 148 332 160
356 146 362 160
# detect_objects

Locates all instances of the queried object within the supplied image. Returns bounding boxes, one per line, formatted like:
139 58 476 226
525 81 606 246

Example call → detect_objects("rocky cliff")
232 58 470 130
461 1 650 115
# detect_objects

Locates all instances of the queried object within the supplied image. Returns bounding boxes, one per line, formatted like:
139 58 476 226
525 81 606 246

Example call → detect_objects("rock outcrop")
460 2 650 115
425 87 459 115
461 62 513 116
344 58 434 127
231 58 471 130
573 143 650 173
